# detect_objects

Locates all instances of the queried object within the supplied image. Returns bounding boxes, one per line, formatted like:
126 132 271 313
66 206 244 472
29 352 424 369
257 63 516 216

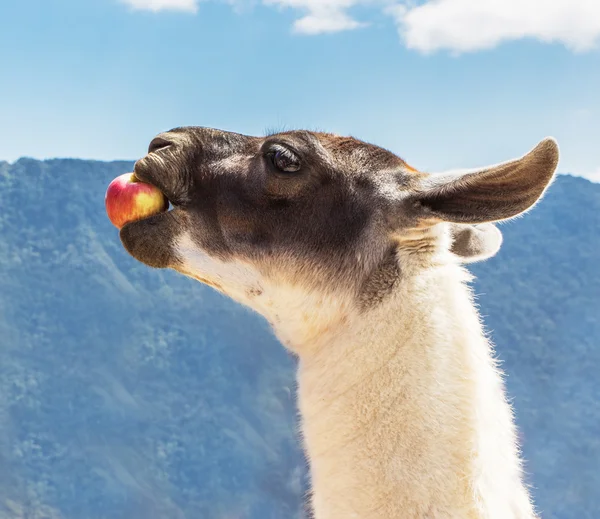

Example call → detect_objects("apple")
105 173 168 229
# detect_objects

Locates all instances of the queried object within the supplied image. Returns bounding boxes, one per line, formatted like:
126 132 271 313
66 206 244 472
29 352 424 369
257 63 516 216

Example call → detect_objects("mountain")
0 159 598 519
470 174 600 519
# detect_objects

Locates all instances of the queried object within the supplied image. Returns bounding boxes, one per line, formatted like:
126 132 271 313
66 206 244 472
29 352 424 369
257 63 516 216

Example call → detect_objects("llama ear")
410 138 559 224
450 223 503 263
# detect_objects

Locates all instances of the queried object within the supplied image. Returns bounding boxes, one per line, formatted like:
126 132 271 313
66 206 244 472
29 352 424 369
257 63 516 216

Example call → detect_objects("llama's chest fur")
294 266 536 519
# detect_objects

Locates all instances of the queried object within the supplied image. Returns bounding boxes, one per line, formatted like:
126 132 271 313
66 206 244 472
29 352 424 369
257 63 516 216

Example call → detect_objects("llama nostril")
148 137 173 154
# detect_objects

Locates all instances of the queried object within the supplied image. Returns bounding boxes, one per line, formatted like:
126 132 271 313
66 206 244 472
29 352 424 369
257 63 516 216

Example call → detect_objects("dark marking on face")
355 175 375 190
394 171 414 188
118 127 554 308
358 248 401 310
120 210 184 268
246 287 264 298
120 126 422 301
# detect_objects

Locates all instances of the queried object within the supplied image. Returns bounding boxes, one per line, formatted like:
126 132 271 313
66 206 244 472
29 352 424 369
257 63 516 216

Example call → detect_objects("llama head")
120 127 558 345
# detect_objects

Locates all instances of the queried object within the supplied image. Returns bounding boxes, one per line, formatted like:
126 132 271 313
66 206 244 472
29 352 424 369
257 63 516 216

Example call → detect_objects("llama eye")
270 147 301 173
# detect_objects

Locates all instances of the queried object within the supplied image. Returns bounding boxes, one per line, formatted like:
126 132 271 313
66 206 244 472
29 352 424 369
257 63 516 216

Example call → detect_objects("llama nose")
148 136 174 154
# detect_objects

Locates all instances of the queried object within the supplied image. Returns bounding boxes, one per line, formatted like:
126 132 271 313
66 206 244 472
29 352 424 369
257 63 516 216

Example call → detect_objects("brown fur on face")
120 127 557 305
120 128 422 296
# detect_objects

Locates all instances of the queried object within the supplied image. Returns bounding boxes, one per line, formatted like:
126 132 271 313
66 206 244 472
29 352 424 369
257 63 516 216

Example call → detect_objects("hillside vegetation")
0 159 598 518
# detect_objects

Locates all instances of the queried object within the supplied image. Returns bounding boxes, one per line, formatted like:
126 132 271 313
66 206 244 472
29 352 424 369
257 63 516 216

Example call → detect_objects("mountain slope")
0 160 598 519
470 174 600 519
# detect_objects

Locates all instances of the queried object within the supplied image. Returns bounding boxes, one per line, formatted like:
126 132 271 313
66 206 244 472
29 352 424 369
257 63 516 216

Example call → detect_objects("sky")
0 0 599 181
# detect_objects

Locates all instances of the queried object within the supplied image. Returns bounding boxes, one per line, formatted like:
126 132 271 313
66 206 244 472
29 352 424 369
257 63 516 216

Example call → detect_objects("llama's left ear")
450 223 503 263
410 138 559 224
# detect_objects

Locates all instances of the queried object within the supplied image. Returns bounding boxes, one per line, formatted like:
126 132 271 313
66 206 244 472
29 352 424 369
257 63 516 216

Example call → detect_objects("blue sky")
0 0 599 181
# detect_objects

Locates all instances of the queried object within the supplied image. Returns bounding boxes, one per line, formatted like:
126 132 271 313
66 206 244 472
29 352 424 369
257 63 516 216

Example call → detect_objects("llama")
119 127 559 518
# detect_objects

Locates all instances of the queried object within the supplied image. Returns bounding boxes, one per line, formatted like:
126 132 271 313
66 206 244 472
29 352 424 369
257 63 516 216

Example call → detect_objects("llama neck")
293 263 536 519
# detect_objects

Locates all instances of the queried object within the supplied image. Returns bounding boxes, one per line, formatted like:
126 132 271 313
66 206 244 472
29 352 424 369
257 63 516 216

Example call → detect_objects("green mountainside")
0 159 598 518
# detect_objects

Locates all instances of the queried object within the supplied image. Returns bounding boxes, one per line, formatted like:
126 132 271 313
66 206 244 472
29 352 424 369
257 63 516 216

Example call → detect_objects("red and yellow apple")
105 173 168 229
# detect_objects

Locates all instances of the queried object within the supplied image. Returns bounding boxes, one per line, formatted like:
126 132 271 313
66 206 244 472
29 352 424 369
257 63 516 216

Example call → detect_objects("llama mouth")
132 170 172 207
119 205 182 269
133 155 184 207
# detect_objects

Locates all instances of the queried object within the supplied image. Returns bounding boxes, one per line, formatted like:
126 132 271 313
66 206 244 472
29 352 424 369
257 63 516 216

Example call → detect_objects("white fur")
175 228 536 518
175 224 539 519
175 232 264 303
175 232 355 350
297 262 535 519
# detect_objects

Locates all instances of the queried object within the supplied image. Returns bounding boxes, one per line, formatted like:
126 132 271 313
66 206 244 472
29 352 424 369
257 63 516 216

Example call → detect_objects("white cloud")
121 0 376 33
258 0 600 48
120 0 600 53
292 11 363 34
121 0 198 13
263 0 371 35
390 0 600 53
